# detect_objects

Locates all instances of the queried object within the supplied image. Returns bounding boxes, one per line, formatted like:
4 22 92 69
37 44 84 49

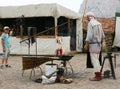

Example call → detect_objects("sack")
41 75 57 84
35 78 42 83
102 40 106 50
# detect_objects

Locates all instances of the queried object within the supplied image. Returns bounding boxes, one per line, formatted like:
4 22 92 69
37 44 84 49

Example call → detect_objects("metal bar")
108 53 116 79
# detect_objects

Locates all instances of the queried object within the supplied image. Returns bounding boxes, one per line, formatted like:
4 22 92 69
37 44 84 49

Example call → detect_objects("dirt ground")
0 52 120 89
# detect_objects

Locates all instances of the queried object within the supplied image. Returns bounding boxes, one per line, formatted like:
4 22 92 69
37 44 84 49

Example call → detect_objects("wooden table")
22 55 73 78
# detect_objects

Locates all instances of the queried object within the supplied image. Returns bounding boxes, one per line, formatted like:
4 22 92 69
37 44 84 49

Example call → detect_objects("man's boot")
89 72 102 81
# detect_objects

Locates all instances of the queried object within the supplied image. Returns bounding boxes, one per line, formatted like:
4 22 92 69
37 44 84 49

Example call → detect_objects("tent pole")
82 0 88 22
54 17 58 36
68 19 71 36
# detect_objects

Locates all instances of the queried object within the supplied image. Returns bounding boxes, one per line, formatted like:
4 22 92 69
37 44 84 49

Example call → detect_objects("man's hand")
84 41 89 51
84 44 88 51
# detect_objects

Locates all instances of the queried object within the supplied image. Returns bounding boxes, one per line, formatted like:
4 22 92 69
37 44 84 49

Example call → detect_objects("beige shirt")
85 18 105 53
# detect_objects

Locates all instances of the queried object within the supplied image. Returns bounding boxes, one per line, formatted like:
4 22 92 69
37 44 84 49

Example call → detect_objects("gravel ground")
0 52 120 89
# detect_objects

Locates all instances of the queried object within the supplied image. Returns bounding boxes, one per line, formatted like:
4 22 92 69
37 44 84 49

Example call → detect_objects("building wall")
0 37 71 55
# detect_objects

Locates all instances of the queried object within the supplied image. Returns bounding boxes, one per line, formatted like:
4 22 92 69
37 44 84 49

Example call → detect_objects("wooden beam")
54 17 58 36
68 19 71 36
16 36 56 38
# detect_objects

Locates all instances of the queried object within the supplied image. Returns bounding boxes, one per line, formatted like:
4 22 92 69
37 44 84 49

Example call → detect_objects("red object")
56 48 63 56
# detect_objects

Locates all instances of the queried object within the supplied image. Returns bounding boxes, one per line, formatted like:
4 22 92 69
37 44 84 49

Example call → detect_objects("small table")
22 55 73 78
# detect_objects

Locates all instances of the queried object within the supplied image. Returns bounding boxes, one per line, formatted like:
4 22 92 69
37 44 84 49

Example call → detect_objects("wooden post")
20 25 23 38
82 0 88 22
68 19 71 36
54 17 58 36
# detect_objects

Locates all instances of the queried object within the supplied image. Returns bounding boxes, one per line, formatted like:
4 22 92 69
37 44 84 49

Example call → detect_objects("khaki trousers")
90 53 101 72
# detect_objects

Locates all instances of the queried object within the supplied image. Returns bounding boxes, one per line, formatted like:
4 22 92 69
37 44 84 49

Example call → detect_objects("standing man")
84 12 105 81
1 26 11 68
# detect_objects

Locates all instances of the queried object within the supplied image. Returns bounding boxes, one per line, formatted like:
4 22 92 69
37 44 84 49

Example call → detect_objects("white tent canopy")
0 3 83 55
0 3 81 19
113 16 120 47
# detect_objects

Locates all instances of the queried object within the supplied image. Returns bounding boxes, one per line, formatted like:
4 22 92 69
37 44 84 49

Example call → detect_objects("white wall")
0 36 71 55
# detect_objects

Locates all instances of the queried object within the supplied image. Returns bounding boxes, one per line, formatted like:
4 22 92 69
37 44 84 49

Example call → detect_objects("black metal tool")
101 52 116 79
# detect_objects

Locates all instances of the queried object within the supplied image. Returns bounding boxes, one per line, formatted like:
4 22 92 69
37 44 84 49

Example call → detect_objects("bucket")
45 64 57 76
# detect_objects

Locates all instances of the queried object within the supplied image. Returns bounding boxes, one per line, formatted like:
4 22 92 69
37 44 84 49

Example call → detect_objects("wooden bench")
22 55 73 78
22 56 50 78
